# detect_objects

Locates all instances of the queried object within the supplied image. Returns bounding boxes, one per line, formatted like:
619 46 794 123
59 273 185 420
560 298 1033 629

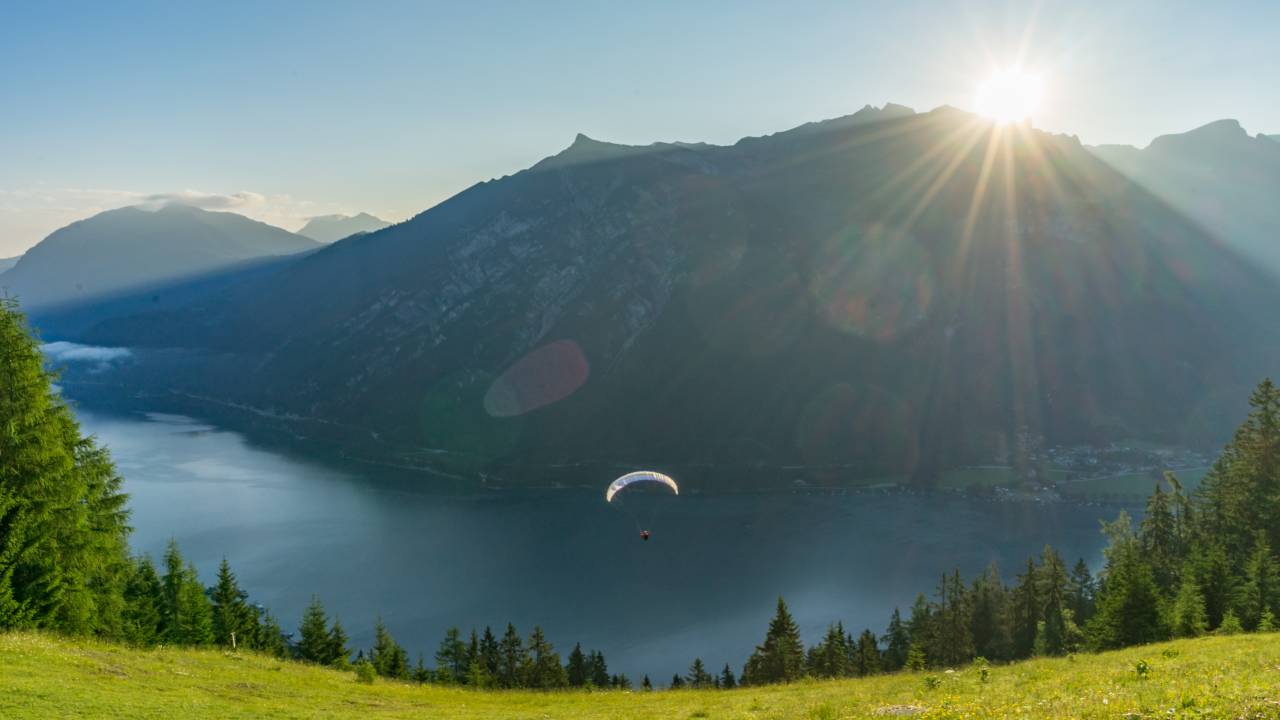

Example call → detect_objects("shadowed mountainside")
297 212 393 243
54 106 1280 487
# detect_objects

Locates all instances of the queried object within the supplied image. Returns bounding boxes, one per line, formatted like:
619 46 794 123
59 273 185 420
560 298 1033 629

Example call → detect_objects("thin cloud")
139 190 268 211
40 341 132 368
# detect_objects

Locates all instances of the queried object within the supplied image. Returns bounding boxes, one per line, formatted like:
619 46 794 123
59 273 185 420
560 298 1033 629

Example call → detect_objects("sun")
974 68 1044 124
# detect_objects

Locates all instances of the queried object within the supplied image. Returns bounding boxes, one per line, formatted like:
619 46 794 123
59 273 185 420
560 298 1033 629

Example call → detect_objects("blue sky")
1 0 1277 255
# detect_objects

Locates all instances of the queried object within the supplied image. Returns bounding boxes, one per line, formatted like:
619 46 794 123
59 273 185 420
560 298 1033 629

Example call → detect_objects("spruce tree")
742 596 806 684
433 626 466 683
566 642 588 687
719 663 736 689
1068 558 1097 625
882 607 911 670
686 657 714 688
0 299 131 635
480 626 500 679
1086 513 1166 649
970 562 1012 661
670 674 685 689
159 546 212 646
326 618 350 668
588 650 609 688
210 558 257 649
498 622 526 688
1169 573 1208 637
807 623 849 678
1140 483 1181 593
906 593 934 662
932 570 974 666
1009 557 1040 659
257 609 287 658
413 654 433 683
121 555 164 646
297 595 332 663
642 674 653 690
1239 532 1280 629
1036 547 1070 656
855 629 881 676
526 626 568 688
371 618 409 679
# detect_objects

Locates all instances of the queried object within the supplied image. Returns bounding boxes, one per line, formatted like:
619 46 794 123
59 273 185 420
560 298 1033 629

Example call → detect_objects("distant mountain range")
38 106 1280 488
297 213 391 243
1 204 319 310
0 256 18 273
1089 119 1280 274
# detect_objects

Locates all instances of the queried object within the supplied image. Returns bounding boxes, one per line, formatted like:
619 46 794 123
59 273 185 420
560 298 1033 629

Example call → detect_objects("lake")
78 407 1131 681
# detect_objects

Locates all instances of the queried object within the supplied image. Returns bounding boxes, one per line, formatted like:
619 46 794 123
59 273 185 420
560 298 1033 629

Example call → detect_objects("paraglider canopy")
605 471 678 502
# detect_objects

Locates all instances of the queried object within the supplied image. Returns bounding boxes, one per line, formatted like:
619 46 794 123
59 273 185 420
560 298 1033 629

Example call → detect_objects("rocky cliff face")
65 107 1280 486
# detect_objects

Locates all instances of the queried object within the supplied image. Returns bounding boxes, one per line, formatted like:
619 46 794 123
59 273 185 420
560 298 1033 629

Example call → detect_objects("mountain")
0 256 18 273
62 107 1280 487
297 213 392 243
0 204 320 310
1089 119 1280 275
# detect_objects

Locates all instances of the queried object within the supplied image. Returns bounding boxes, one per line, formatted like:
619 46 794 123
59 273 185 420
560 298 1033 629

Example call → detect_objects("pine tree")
0 299 130 635
807 623 849 678
741 596 806 685
686 657 714 688
719 663 736 689
1169 573 1208 637
670 674 685 689
1009 557 1040 659
1036 547 1070 656
498 623 526 688
256 609 287 658
1219 609 1243 635
1086 513 1166 649
932 570 974 666
906 593 934 663
641 674 653 690
433 626 466 683
371 618 409 679
1139 483 1180 593
526 626 568 688
480 626 500 679
1068 558 1097 625
970 562 1012 661
882 607 911 671
297 595 332 664
210 558 257 649
121 555 164 646
159 546 212 647
413 653 432 683
588 649 609 688
1238 532 1280 629
566 642 588 687
326 618 350 668
855 628 881 676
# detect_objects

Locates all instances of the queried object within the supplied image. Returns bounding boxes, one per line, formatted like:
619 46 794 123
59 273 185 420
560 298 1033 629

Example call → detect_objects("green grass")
4 632 1280 719
1058 467 1212 499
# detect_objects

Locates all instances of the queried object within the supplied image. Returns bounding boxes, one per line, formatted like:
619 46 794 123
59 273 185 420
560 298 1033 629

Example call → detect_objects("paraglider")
606 471 678 541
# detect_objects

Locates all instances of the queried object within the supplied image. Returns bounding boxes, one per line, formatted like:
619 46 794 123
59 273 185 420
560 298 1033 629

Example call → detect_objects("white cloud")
138 190 268 211
40 341 132 370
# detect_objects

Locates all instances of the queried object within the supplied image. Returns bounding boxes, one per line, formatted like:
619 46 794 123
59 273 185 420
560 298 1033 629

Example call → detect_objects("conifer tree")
1086 513 1166 649
906 593 934 662
256 609 287 658
882 607 911 671
742 596 806 685
498 623 526 688
1036 547 1070 656
686 657 714 688
932 570 974 666
413 653 432 683
669 674 685 688
1169 573 1208 637
1068 558 1097 625
1009 557 1040 659
588 649 609 688
371 618 409 679
970 562 1012 661
855 629 881 676
641 674 653 690
526 626 568 688
121 555 164 646
566 642 588 687
160 545 212 646
719 663 736 689
1140 483 1180 592
0 299 130 635
297 595 332 663
479 626 500 679
807 623 849 678
326 618 350 668
1238 532 1280 629
210 557 257 649
433 626 466 683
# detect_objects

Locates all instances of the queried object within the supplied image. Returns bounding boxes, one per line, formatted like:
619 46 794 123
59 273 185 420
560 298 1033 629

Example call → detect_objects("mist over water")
80 408 1131 681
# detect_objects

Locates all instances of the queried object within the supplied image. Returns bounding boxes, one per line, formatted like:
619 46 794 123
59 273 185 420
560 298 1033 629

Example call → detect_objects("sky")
1 0 1277 257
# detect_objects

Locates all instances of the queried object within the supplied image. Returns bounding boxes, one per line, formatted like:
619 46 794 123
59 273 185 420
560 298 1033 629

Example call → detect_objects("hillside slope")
0 204 319 309
63 107 1280 485
2 632 1279 719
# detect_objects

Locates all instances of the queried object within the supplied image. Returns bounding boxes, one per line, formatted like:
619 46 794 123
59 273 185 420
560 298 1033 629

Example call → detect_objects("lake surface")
79 407 1131 681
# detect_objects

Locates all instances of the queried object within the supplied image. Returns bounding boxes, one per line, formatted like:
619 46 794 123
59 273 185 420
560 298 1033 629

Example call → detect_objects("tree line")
727 379 1280 685
3 297 1279 688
